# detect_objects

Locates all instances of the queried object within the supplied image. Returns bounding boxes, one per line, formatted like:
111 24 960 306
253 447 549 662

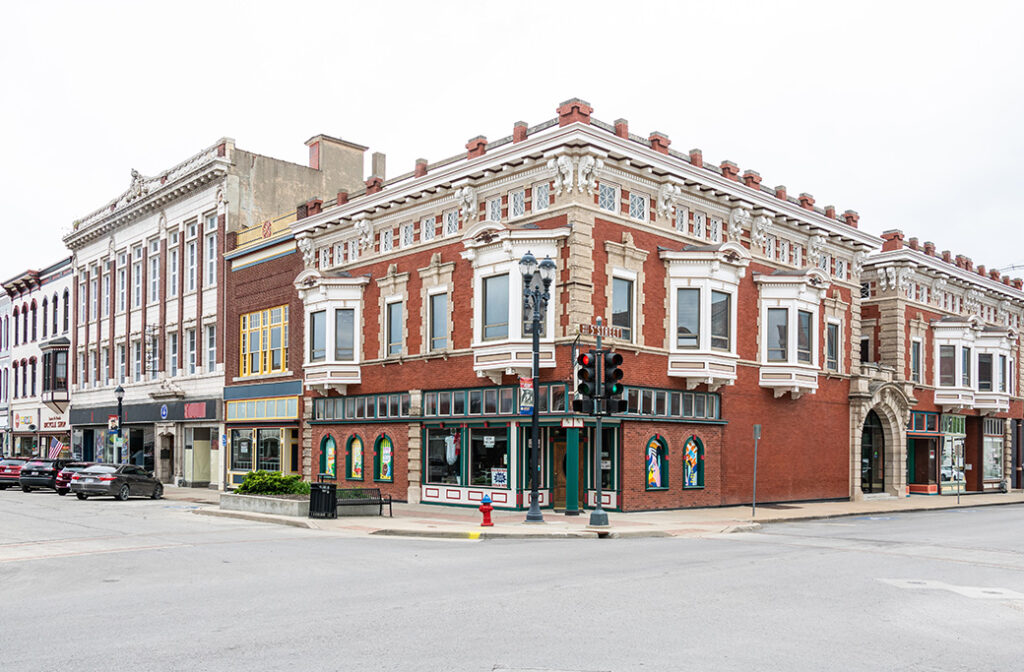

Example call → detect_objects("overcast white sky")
2 0 1022 277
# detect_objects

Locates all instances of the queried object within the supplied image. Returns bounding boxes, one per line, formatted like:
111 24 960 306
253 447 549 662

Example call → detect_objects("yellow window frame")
239 305 289 376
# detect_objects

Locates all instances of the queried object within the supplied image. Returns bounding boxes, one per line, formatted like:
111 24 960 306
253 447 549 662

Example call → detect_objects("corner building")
859 231 1024 497
291 99 881 511
64 135 364 486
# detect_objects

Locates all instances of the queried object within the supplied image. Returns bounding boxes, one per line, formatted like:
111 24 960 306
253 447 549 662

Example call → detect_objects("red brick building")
860 231 1024 497
285 99 888 511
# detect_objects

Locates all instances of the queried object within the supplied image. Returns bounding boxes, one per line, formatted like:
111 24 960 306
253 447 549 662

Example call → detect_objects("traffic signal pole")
590 318 609 527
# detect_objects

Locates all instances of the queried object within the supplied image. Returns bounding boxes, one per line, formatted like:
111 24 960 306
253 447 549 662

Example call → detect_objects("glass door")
861 411 884 493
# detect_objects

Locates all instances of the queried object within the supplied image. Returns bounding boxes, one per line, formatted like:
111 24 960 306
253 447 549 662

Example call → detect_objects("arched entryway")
861 410 885 494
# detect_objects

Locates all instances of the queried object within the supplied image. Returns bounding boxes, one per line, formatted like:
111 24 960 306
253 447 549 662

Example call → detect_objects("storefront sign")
561 418 584 428
491 467 508 488
160 404 169 420
13 411 38 431
483 435 496 448
518 377 534 415
221 434 227 449
41 412 68 431
184 402 207 419
577 323 624 338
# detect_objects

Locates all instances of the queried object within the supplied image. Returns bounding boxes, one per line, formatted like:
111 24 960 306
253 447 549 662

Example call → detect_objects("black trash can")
309 480 337 519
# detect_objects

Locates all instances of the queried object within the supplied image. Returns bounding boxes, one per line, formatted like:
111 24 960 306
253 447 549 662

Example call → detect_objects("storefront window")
683 435 704 488
346 435 363 480
645 436 668 490
231 429 253 471
426 428 461 485
256 429 281 471
374 435 394 482
469 428 508 487
983 436 1002 480
319 435 337 478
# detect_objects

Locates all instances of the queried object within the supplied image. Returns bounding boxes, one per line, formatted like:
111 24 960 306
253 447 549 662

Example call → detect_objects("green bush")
235 470 311 495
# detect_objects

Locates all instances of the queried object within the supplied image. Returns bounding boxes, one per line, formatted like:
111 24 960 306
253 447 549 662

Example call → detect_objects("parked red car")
55 462 95 496
0 458 27 489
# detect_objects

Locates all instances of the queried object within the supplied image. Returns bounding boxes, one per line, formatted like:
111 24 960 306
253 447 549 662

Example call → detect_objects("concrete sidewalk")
165 485 1024 539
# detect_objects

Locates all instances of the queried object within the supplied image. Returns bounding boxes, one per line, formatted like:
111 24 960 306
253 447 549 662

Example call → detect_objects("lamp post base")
525 493 545 523
588 509 609 527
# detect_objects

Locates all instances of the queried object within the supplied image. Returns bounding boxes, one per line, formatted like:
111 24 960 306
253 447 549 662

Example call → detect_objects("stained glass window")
683 435 704 488
645 436 668 490
375 435 394 482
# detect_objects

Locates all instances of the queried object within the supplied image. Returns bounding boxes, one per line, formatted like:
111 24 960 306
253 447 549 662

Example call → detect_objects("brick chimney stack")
414 158 428 177
923 241 935 256
742 170 762 189
842 210 859 228
720 160 739 181
881 229 905 251
907 237 919 250
775 185 787 201
689 148 703 168
466 136 487 159
798 193 815 210
512 122 528 143
614 119 629 139
649 131 671 154
556 98 593 126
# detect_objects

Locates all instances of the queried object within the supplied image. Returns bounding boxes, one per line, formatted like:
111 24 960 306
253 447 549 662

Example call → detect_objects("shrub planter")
220 493 310 517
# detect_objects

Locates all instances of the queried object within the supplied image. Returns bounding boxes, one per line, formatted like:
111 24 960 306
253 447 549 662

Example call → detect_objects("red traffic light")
578 352 593 366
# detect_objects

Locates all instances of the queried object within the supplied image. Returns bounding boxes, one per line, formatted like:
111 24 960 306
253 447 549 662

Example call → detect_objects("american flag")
48 437 64 459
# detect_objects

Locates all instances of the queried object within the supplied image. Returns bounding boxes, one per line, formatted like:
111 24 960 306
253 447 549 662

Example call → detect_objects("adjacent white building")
63 134 366 486
0 292 11 454
2 258 74 458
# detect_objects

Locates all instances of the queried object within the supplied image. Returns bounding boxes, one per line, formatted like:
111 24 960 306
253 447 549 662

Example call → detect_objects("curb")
193 508 316 529
370 528 602 540
748 498 1024 526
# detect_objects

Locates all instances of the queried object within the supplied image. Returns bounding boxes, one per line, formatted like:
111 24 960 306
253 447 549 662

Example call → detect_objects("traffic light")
603 351 627 414
571 397 595 414
576 350 598 398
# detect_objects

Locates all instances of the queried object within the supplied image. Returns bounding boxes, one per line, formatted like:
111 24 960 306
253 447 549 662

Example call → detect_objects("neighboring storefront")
224 381 303 488
982 417 1006 491
10 408 70 458
907 411 942 494
939 414 967 495
69 399 222 484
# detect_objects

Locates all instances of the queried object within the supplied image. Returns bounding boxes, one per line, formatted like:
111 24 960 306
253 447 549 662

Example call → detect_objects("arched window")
3 314 8 349
21 303 28 343
373 434 395 483
52 293 58 335
12 362 17 399
645 435 669 490
318 435 337 478
63 289 69 332
30 357 37 397
12 307 18 346
345 435 364 480
30 301 37 342
21 359 27 399
41 298 48 338
683 435 705 489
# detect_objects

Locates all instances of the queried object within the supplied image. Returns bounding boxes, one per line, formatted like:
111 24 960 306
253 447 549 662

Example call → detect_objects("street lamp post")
115 385 124 464
520 251 556 524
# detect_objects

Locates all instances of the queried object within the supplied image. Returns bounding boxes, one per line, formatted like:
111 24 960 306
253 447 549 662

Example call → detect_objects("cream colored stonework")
604 232 649 347
376 263 411 360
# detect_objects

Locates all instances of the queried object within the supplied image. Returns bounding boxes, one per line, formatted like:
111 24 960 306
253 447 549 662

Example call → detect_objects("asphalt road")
2 489 1023 672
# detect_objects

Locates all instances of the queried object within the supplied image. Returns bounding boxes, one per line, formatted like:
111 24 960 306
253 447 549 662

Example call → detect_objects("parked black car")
18 459 72 493
70 464 163 501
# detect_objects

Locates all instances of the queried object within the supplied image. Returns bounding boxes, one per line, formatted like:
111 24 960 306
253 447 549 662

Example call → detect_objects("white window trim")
466 242 557 348
425 287 450 352
532 183 550 212
486 196 502 223
597 181 619 213
910 337 923 383
384 296 404 357
755 271 828 369
509 189 526 220
205 232 217 287
668 278 739 355
611 268 638 345
628 192 649 222
826 319 843 373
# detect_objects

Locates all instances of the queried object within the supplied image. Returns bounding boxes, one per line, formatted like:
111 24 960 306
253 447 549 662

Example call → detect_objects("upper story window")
628 193 647 221
978 352 994 392
693 211 706 239
510 190 526 219
149 244 160 303
186 238 197 292
767 309 788 361
132 340 142 382
62 290 69 333
41 298 48 338
598 183 617 212
309 310 326 362
347 239 359 263
755 269 828 369
675 206 689 234
386 301 403 356
444 210 459 236
533 183 549 212
612 277 634 342
675 288 730 350
334 309 354 361
205 232 217 286
429 292 448 351
168 332 178 376
241 306 289 376
132 246 143 307
187 329 197 374
421 216 436 242
910 339 922 383
401 223 415 248
206 325 216 373
487 197 501 222
117 343 126 383
482 274 509 341
961 346 971 387
168 244 179 296
709 217 722 244
381 229 394 253
939 344 955 386
826 322 840 372
90 276 98 320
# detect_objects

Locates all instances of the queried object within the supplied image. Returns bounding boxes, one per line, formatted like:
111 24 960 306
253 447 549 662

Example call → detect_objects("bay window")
482 274 509 340
978 353 993 392
710 291 730 350
335 309 354 361
767 309 788 361
961 347 971 387
939 345 955 386
797 310 813 363
676 289 699 348
309 310 326 362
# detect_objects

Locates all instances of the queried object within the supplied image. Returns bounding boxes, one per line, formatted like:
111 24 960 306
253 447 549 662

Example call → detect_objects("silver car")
70 464 164 501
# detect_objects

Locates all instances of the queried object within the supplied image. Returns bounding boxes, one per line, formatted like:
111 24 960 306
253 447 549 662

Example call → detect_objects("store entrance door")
861 410 885 494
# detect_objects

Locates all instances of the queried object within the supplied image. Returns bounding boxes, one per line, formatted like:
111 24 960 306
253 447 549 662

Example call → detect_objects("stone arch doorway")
861 410 885 494
850 381 911 499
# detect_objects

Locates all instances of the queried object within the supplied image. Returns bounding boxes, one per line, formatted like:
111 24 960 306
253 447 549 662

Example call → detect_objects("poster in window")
491 467 508 488
325 436 336 478
646 438 662 488
684 436 700 487
350 436 363 479
379 436 393 480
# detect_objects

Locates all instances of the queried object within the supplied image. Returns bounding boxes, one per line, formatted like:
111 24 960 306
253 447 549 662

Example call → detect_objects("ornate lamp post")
115 385 124 463
520 251 557 523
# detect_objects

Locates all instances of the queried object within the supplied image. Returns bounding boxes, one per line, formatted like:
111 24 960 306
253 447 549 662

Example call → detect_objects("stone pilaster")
564 209 595 338
407 389 422 503
302 398 313 481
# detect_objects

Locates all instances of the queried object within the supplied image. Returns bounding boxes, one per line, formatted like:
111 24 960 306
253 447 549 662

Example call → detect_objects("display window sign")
347 435 364 480
375 435 394 482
